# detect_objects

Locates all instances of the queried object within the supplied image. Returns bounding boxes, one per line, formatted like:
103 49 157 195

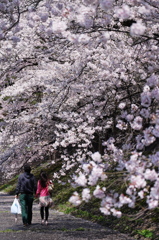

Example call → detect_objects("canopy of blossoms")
0 0 159 217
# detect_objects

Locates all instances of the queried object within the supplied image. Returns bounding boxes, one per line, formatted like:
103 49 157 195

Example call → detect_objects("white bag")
11 198 21 214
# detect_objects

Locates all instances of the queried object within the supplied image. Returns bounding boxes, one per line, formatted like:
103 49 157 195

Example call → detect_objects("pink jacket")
36 180 50 197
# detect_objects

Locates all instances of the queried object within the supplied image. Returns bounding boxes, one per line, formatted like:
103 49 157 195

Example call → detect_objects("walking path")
0 192 135 240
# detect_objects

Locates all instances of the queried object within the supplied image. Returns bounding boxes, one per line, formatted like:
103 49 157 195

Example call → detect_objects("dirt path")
0 192 135 240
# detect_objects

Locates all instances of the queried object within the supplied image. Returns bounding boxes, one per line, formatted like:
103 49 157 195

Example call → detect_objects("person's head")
40 171 48 188
24 163 31 173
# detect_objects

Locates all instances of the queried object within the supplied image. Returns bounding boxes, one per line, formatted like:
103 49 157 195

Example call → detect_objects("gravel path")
0 192 135 240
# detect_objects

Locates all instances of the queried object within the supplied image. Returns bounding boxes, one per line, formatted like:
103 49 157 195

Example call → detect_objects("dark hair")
39 171 48 188
24 164 31 173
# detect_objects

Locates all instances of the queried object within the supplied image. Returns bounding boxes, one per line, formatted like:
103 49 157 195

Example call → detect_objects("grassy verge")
55 199 159 239
52 174 159 240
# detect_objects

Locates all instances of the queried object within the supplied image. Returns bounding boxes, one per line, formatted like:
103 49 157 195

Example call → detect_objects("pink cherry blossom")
130 21 146 36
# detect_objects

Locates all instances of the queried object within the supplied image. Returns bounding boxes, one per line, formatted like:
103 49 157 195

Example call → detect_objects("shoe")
23 223 28 227
41 220 45 225
45 221 48 225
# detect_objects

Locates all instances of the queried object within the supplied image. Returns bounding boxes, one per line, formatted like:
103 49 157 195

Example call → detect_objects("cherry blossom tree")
0 0 159 217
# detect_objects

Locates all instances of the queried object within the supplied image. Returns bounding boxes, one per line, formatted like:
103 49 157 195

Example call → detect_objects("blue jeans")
20 194 34 224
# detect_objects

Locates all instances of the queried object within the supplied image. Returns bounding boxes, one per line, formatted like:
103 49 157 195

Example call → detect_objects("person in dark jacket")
15 163 37 226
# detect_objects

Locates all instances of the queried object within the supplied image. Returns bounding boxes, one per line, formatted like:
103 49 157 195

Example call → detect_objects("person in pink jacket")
36 171 53 225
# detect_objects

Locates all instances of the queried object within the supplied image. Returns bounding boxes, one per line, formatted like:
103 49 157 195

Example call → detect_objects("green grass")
0 175 18 194
136 229 154 239
0 229 22 233
75 227 85 231
55 227 86 232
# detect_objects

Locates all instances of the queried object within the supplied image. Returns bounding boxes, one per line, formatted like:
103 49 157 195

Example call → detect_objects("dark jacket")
16 172 37 195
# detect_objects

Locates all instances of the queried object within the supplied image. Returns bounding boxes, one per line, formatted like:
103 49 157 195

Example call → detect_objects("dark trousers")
40 206 49 221
20 194 34 224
